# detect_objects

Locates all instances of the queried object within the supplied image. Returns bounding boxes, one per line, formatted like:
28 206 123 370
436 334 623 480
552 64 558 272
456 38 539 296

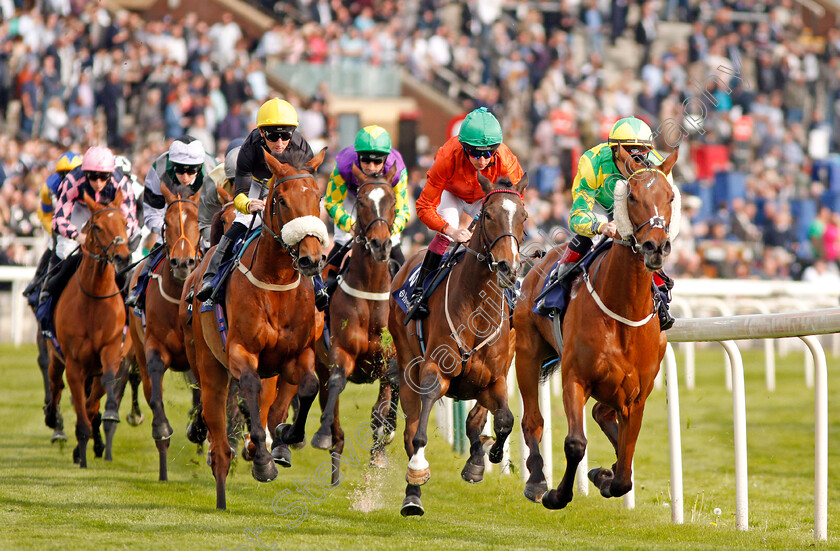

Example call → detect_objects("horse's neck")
248 232 297 283
595 244 654 318
345 242 389 290
448 244 503 317
78 254 116 293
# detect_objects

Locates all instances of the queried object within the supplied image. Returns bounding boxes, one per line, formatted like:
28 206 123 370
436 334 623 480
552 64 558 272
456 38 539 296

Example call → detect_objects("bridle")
613 168 670 255
261 171 320 268
465 188 524 272
353 180 393 254
161 197 201 266
85 207 127 264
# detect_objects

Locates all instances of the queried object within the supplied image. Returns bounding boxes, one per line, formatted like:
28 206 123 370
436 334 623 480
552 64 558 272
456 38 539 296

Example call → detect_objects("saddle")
131 247 167 314
392 249 466 314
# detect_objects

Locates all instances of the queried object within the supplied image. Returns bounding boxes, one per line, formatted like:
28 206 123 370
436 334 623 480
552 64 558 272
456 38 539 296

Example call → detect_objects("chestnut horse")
128 182 201 481
388 173 528 516
312 163 400 480
514 149 680 508
183 148 328 509
44 192 132 468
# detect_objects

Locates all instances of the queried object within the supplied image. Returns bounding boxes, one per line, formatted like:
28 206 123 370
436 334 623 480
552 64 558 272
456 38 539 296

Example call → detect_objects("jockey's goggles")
622 145 650 162
358 153 387 164
263 128 294 142
173 163 200 175
462 143 498 159
85 171 111 182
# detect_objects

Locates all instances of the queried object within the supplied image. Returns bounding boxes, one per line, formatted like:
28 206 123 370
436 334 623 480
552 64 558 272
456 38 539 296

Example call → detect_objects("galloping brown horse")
44 192 132 468
312 163 400 480
514 149 680 508
127 182 201 481
183 148 328 509
388 173 528 516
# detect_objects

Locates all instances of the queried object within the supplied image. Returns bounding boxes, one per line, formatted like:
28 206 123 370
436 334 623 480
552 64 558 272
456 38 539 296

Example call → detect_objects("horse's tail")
538 355 561 383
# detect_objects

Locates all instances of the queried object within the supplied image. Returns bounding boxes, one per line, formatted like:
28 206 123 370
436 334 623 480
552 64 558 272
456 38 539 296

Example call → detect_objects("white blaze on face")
500 197 519 260
367 187 385 219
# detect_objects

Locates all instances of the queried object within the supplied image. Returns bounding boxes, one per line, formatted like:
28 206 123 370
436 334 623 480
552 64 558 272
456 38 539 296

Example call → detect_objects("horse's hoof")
524 481 548 503
406 466 430 486
51 429 67 443
93 440 105 458
290 439 305 450
400 495 425 517
271 444 292 468
72 445 80 464
152 422 173 441
310 430 332 450
588 467 614 497
242 441 255 462
126 412 144 426
460 461 485 483
44 405 57 429
186 420 206 444
102 410 120 423
252 460 278 483
541 489 570 510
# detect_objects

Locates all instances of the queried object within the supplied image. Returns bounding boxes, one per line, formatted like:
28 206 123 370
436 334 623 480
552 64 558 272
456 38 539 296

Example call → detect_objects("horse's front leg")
276 348 319 447
515 351 547 502
542 380 587 510
85 376 106 459
460 402 489 483
406 359 447 486
312 346 353 450
100 342 126 462
230 345 277 484
64 360 91 468
44 353 66 439
369 362 398 468
596 400 646 499
591 401 619 480
267 378 296 467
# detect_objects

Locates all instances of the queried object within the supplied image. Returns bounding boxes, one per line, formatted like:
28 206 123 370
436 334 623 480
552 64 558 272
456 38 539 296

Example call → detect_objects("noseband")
86 207 126 264
162 197 201 264
262 172 320 269
466 188 523 272
353 180 393 253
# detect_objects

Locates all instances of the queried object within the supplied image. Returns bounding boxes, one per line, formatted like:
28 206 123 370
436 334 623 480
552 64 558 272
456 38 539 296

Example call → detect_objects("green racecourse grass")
0 343 838 550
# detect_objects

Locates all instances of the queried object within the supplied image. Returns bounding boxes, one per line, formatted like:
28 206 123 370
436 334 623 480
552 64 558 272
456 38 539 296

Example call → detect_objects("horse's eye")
628 193 636 202
670 196 675 203
485 213 492 221
278 196 286 207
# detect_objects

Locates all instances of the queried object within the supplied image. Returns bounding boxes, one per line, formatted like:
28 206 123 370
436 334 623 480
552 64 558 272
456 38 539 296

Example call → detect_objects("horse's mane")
209 205 230 247
273 149 315 174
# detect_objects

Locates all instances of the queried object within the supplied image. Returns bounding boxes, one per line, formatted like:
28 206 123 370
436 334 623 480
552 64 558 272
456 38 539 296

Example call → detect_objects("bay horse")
183 148 328 509
514 149 680 508
312 163 400 480
44 192 132 468
127 182 201 481
388 172 528 516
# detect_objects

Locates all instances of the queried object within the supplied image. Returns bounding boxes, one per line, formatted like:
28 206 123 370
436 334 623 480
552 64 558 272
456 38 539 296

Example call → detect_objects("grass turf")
0 343 837 550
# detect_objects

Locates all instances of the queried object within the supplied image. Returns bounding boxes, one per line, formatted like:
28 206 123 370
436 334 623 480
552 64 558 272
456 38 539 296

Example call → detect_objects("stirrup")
404 295 429 324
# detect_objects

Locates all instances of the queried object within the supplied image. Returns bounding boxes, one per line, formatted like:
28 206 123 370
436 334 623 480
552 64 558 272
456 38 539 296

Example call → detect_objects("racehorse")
312 163 400 481
127 182 201 481
388 172 528 516
182 148 328 509
44 192 132 468
513 149 680 508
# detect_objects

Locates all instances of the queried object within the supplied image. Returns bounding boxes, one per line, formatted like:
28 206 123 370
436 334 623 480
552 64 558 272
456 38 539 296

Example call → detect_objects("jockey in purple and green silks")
322 125 410 292
554 116 677 330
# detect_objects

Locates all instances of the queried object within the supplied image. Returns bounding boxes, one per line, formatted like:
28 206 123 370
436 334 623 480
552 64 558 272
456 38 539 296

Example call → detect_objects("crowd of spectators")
1 0 840 284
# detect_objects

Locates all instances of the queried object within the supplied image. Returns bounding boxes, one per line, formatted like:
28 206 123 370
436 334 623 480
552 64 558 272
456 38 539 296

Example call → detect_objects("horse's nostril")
642 241 656 254
662 241 672 255
170 258 178 267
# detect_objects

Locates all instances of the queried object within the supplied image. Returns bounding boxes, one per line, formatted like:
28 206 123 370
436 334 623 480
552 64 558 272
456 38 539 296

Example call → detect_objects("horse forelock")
274 149 316 174
613 175 681 241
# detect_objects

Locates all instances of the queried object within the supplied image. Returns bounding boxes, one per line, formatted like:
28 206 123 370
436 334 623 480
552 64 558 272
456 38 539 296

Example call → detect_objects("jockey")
405 107 525 322
321 125 410 298
38 146 140 307
125 136 218 308
195 98 314 303
554 116 675 330
24 152 82 301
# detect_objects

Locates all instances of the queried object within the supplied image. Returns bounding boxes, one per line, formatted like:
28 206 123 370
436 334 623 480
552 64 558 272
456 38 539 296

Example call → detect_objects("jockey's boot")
125 243 164 308
37 255 60 308
654 271 675 331
553 247 583 290
404 250 443 324
323 242 351 296
24 248 52 299
196 234 236 303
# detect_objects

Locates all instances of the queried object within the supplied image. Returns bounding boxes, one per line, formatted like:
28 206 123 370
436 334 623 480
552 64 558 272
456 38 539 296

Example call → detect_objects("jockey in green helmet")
551 116 676 330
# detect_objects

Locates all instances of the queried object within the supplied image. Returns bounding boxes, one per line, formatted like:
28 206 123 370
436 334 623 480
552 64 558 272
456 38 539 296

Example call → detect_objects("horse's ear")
384 162 397 183
351 161 364 184
160 180 176 204
83 192 100 213
110 190 123 209
659 147 679 176
306 147 328 172
615 146 647 177
477 171 494 195
263 149 284 178
216 183 233 205
514 172 529 195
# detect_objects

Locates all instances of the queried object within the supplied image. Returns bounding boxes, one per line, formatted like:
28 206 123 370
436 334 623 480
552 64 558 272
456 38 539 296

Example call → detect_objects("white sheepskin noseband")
280 215 329 247
612 174 681 242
